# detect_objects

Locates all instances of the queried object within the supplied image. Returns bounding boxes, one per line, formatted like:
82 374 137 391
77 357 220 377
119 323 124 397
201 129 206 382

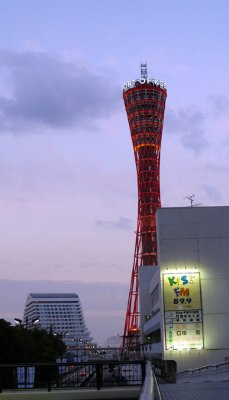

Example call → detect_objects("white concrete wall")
139 266 163 358
139 266 158 341
156 206 229 371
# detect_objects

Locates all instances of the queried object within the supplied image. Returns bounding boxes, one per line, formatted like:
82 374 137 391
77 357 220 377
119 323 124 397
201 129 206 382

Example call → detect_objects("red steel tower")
122 64 167 348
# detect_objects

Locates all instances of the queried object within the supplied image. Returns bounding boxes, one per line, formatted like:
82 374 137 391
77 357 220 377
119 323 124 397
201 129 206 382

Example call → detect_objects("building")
139 206 229 372
23 293 92 348
122 64 167 346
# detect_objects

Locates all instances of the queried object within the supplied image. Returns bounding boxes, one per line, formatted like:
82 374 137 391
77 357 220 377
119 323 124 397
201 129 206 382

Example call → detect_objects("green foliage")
0 319 66 363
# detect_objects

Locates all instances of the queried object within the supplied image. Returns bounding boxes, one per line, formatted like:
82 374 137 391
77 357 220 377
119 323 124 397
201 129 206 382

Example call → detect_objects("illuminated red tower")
122 64 167 348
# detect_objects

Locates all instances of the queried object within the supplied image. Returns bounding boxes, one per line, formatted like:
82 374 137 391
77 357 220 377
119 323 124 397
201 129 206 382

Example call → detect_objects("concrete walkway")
159 381 229 400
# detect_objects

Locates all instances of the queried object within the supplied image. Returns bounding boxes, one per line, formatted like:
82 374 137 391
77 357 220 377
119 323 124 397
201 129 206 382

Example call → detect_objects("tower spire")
140 63 147 79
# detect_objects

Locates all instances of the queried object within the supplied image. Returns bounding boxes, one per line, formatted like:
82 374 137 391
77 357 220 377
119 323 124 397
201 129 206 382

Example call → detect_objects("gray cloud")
164 108 208 154
164 93 229 154
205 163 229 173
165 109 205 134
182 128 208 152
207 94 229 114
79 262 101 269
0 50 119 132
96 216 132 230
202 185 221 202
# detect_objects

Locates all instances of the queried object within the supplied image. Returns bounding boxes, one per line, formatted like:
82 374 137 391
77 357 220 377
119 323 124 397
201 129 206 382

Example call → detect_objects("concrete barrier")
0 387 141 400
139 362 153 400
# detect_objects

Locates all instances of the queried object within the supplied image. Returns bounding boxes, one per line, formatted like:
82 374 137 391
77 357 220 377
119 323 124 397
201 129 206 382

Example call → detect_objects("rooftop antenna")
141 63 147 79
184 194 195 207
184 194 202 207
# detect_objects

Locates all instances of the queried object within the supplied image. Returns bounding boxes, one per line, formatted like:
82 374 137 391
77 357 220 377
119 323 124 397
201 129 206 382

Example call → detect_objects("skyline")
0 0 229 344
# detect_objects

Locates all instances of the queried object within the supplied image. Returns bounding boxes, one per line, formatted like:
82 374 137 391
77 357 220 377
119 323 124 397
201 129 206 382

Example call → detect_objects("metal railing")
139 362 162 400
0 360 146 393
177 360 229 383
152 371 162 400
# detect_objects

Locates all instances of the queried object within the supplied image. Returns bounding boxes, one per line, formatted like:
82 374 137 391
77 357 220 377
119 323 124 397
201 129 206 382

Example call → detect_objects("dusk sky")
0 0 229 344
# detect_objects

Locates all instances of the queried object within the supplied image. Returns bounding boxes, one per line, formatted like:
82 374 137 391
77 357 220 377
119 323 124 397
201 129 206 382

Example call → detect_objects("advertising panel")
163 272 203 350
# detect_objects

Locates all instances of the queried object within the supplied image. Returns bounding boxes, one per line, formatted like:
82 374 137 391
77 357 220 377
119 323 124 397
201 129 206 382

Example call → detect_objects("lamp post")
81 340 89 361
69 337 83 362
54 332 69 364
54 331 69 341
14 317 40 330
14 317 39 388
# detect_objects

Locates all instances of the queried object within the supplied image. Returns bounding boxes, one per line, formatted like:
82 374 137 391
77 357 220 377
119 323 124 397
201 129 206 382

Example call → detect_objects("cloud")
165 108 208 154
207 94 229 114
205 163 229 173
0 50 119 132
79 262 101 270
96 216 132 230
202 185 221 202
181 127 208 152
164 93 229 154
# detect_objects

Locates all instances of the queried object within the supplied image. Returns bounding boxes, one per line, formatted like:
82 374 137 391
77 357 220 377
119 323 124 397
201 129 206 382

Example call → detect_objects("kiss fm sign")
163 272 203 350
122 78 167 91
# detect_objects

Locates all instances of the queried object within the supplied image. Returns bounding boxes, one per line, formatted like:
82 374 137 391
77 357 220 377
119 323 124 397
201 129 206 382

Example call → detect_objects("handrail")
152 370 162 400
0 360 145 393
139 362 153 400
177 360 229 383
139 362 163 400
177 360 229 376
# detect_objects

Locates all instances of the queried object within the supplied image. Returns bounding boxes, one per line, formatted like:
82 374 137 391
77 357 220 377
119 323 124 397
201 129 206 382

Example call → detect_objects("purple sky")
0 0 229 344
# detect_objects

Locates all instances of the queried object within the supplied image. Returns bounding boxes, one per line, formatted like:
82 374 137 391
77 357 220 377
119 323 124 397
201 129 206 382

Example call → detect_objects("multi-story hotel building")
23 293 92 347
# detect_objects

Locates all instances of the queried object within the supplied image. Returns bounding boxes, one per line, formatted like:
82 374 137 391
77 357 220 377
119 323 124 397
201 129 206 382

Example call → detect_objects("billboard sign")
163 272 203 350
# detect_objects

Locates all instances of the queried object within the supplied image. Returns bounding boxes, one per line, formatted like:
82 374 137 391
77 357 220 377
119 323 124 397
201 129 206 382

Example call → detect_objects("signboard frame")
163 272 204 350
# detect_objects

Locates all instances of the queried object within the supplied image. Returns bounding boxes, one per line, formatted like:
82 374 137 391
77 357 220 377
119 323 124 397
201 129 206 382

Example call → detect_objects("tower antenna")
141 63 147 79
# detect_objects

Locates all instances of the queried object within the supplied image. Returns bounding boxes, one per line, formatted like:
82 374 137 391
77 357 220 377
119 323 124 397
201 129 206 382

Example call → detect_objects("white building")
139 206 229 372
23 293 92 347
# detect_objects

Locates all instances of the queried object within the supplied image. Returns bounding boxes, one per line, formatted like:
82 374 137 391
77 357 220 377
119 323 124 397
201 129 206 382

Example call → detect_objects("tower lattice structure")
122 64 167 348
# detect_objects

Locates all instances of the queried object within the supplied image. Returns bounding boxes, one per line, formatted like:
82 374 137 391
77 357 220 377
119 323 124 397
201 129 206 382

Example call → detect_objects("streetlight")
14 317 39 388
54 331 69 341
69 338 83 362
14 318 22 326
54 332 69 365
14 317 40 330
81 340 89 361
31 318 40 325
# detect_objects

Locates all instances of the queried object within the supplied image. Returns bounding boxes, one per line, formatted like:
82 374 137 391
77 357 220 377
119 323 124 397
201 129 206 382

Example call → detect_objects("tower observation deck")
122 64 167 348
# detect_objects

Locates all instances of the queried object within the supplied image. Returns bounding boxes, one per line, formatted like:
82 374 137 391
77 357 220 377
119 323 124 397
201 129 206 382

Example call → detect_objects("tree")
0 319 66 363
